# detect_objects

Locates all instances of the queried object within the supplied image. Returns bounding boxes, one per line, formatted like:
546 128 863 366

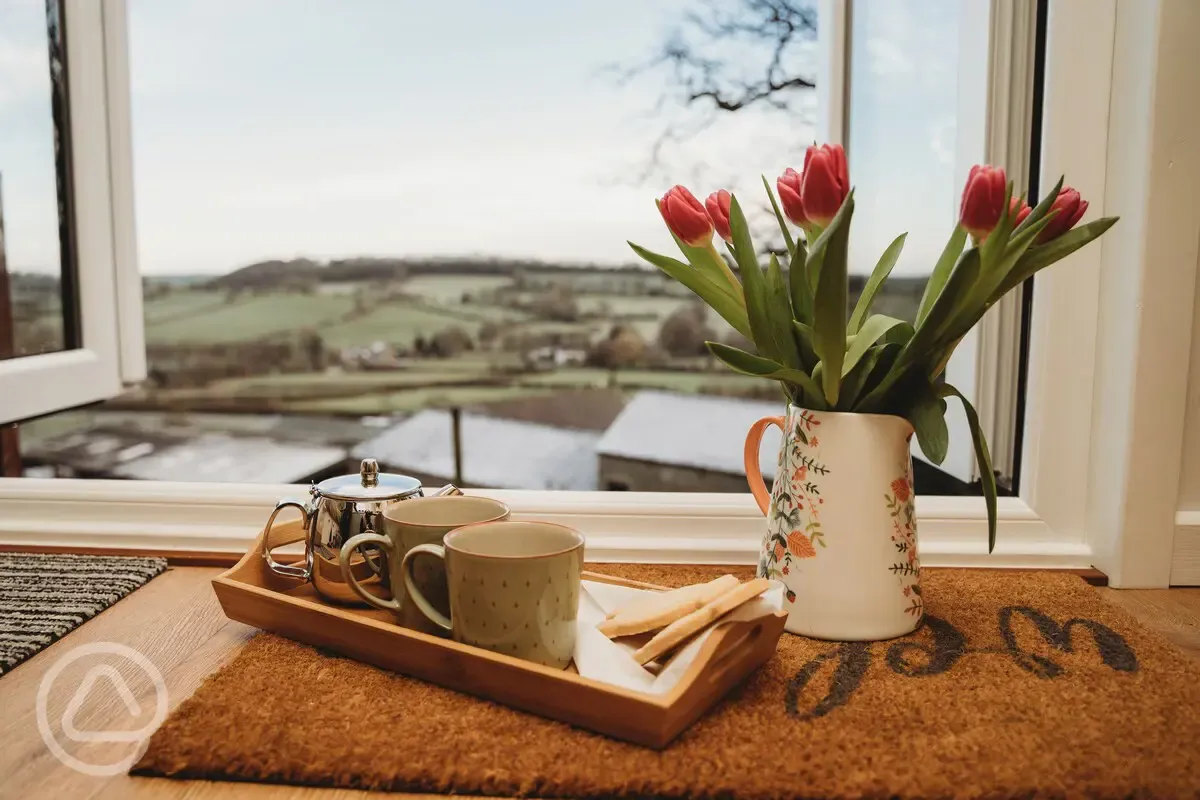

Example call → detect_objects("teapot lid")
313 458 422 501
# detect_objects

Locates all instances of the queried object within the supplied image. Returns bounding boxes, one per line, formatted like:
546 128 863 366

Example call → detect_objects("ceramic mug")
337 495 510 633
401 521 584 669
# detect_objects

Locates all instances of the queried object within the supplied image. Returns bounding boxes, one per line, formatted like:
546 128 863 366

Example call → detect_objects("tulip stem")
706 241 744 296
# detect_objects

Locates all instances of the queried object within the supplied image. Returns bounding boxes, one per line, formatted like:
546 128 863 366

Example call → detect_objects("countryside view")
3 0 952 492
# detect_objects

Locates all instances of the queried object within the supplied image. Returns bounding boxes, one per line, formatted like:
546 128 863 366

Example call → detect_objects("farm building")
595 391 783 492
352 409 601 491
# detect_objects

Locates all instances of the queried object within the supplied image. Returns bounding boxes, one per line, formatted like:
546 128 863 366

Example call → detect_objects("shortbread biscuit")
632 578 771 666
598 574 739 638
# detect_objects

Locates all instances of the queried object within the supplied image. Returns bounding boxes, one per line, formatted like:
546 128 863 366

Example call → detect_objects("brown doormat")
136 566 1200 798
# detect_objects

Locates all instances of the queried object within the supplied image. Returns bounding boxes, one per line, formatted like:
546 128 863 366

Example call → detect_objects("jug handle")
744 416 786 516
262 498 312 580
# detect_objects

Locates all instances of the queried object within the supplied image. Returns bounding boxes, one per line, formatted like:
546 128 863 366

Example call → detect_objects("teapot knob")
359 458 379 488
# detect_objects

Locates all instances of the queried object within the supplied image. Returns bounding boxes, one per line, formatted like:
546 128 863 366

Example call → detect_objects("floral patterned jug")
744 406 922 640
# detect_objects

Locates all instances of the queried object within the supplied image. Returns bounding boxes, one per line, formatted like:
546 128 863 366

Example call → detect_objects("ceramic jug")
744 406 922 640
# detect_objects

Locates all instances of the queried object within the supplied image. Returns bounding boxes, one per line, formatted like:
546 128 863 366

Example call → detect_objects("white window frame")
0 0 1190 589
0 0 144 425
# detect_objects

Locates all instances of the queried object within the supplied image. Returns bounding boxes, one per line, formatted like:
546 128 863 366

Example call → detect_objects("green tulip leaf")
628 242 752 340
907 380 949 466
727 195 781 365
915 225 967 327
849 233 907 334
706 341 825 408
842 315 910 378
765 252 802 368
762 175 797 258
811 191 854 406
1014 175 1064 235
993 216 1120 300
792 320 818 369
841 342 900 410
938 382 997 553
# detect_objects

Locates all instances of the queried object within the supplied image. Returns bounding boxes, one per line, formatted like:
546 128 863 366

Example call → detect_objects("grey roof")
112 435 346 483
353 410 599 490
596 390 783 478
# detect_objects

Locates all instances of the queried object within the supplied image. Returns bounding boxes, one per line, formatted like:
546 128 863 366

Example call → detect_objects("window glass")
22 0 823 490
0 0 74 360
846 0 962 321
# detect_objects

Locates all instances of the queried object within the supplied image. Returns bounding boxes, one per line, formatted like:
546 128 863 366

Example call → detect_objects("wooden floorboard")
1 566 1197 798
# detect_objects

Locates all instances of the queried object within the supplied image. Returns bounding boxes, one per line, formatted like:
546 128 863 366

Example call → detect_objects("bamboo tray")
212 519 787 748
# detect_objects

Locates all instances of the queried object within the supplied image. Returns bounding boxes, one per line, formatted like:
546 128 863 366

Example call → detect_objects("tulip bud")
705 190 733 243
776 168 807 227
1010 197 1032 227
959 165 1007 242
658 185 713 247
1037 187 1089 243
799 143 850 226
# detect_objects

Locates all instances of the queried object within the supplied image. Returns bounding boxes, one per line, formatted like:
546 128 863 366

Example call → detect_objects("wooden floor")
0 567 1197 800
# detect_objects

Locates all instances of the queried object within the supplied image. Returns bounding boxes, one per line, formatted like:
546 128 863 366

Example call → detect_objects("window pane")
28 0 828 491
0 0 75 360
846 0 961 322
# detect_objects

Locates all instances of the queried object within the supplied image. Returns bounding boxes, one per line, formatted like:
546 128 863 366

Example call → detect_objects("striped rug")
0 553 168 675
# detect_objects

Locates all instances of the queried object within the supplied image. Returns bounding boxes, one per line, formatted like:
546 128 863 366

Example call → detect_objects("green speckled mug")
401 520 584 669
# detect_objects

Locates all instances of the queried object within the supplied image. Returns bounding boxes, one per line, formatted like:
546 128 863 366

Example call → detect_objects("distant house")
112 436 347 483
21 411 363 483
352 409 600 491
595 391 783 492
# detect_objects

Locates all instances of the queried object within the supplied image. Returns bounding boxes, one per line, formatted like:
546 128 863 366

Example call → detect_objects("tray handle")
702 619 768 686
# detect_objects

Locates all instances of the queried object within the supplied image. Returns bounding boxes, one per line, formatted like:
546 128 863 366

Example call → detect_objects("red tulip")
776 168 807 226
705 190 733 243
959 165 1008 242
798 143 849 226
659 186 713 247
1037 187 1089 243
1010 197 1032 227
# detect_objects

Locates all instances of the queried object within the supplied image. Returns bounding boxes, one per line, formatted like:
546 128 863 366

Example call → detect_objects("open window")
0 0 144 426
3 0 1156 579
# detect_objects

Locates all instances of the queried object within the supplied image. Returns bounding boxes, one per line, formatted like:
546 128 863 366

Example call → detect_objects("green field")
146 292 354 343
519 367 764 393
143 289 228 324
205 367 496 398
403 274 512 302
319 302 481 348
284 385 554 414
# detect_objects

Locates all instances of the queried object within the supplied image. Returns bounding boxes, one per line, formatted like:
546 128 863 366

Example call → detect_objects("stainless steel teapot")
263 458 460 605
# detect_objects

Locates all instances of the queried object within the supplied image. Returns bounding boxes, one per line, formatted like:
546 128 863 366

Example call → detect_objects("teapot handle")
262 498 312 580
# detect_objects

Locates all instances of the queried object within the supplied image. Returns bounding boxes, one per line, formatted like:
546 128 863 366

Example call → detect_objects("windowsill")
0 478 1091 568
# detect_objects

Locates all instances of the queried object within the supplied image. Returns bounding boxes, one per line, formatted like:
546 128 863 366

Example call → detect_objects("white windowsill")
0 478 1091 568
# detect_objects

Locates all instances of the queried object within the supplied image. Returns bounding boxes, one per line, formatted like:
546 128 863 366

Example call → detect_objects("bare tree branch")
609 0 818 183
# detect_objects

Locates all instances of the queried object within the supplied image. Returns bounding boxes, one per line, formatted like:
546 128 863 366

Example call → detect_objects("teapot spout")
429 484 464 497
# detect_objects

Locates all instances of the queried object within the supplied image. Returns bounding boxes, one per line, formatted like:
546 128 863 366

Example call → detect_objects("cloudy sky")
1 0 962 278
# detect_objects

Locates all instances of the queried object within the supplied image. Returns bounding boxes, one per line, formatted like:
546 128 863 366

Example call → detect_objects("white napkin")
572 579 784 695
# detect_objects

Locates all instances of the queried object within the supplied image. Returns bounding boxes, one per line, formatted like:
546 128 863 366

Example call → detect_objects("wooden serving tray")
212 519 787 748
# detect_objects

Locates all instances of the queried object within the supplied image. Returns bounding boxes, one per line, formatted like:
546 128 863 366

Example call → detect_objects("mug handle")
744 416 786 515
262 498 312 580
401 544 452 632
339 533 400 612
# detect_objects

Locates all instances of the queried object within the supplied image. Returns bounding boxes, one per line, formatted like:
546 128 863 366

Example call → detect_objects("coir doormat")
135 567 1200 798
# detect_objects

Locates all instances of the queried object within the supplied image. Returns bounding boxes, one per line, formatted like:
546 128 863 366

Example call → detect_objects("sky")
0 0 963 278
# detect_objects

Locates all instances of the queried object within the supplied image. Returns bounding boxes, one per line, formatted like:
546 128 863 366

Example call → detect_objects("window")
0 0 144 426
4 0 1029 498
3 0 1156 580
